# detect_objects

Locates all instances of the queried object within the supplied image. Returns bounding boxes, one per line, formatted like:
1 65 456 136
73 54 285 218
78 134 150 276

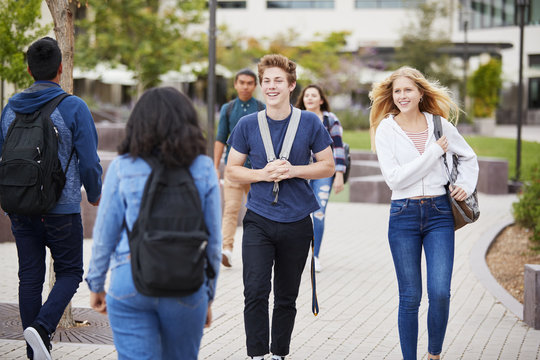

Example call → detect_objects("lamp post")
207 0 217 157
514 0 529 185
462 1 470 112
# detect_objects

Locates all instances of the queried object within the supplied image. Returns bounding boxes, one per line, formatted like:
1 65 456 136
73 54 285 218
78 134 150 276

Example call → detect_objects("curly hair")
295 84 331 112
368 66 460 151
118 87 206 168
257 54 297 85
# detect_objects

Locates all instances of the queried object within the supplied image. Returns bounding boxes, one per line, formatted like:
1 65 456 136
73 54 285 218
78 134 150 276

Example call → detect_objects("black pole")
463 16 469 112
515 0 527 183
1 79 4 110
207 0 217 158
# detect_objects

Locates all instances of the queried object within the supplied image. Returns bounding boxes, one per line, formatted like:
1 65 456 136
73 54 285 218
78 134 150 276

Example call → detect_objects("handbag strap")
432 115 453 184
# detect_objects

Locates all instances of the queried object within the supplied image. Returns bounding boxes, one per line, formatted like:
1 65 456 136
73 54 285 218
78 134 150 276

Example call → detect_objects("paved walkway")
1 193 539 359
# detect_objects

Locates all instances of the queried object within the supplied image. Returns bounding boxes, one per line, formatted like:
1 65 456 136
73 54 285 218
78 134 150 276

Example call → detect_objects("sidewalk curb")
469 216 523 320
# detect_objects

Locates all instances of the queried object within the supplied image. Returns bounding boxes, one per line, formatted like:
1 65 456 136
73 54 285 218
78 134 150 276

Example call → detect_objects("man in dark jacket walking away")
0 37 102 360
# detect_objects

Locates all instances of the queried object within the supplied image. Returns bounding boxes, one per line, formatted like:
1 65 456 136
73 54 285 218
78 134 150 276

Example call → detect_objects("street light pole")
515 0 528 184
462 1 470 112
207 0 217 158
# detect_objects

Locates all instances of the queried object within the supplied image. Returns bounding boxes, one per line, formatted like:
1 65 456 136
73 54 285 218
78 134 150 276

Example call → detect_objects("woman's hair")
257 54 296 85
119 87 206 167
295 84 331 112
368 66 460 151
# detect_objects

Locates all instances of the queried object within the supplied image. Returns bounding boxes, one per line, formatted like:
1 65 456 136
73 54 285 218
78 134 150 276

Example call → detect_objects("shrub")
513 163 540 246
334 108 370 130
468 58 502 118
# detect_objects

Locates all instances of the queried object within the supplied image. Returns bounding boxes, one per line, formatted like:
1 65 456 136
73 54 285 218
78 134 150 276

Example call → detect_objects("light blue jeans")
388 195 454 360
310 176 334 257
106 262 208 360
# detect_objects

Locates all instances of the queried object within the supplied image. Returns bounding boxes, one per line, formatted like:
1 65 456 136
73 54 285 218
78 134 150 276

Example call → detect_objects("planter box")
474 117 496 136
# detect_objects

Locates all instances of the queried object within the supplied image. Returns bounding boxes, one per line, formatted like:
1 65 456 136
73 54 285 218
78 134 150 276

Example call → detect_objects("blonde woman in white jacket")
369 67 478 360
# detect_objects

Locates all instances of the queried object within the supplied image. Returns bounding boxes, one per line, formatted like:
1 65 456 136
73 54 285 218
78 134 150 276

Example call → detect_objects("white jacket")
375 112 479 200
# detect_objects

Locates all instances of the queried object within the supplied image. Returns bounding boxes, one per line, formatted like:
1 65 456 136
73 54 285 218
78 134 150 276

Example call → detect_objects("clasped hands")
262 159 294 182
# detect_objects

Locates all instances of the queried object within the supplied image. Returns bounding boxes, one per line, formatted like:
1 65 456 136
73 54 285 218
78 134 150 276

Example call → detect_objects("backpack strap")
225 99 236 123
39 93 70 120
279 107 301 160
257 107 301 162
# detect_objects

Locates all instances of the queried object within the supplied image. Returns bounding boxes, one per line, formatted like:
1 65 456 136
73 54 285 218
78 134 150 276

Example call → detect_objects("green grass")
465 136 540 181
340 130 540 181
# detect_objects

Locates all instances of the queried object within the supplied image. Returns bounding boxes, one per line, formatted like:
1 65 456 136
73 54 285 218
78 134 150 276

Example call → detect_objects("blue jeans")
242 210 312 357
106 262 208 360
388 195 454 360
309 176 334 257
9 213 83 334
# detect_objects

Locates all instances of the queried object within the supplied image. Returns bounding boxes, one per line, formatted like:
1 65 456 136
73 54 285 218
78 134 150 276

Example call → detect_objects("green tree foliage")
513 163 540 246
75 0 206 90
0 0 50 89
215 28 352 95
468 58 502 118
393 2 457 87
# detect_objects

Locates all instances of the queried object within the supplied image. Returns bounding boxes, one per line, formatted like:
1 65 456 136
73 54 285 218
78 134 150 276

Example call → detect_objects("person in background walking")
214 68 264 267
0 37 102 360
296 84 345 272
226 54 334 360
86 87 221 360
369 66 478 360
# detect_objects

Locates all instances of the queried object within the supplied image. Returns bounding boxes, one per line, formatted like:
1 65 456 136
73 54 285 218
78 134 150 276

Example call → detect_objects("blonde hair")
368 66 460 151
257 54 297 85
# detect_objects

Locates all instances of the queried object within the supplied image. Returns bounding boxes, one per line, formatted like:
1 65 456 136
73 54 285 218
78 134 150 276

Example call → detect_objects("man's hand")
90 291 107 314
89 195 101 206
261 160 288 182
205 304 213 328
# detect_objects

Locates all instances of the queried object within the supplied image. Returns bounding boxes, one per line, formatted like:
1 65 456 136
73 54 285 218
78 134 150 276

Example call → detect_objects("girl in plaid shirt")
296 84 346 272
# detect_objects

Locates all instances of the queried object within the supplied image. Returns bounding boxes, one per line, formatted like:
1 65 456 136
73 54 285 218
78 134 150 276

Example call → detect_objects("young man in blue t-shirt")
226 54 335 360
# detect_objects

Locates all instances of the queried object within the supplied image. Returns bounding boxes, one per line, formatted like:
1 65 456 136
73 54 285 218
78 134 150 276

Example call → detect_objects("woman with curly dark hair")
86 87 222 359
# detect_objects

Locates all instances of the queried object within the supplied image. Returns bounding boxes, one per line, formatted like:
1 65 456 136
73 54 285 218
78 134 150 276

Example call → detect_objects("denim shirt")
85 154 222 301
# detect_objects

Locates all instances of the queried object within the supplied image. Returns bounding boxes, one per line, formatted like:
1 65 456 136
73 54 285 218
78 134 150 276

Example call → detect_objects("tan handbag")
433 115 480 230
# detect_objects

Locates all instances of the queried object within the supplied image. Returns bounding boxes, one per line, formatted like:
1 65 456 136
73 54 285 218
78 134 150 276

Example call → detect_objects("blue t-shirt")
227 107 332 222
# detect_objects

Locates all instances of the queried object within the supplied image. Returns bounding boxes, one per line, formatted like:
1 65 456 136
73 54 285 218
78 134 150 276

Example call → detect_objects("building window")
530 54 540 68
354 0 424 8
529 78 540 109
217 1 246 8
267 1 334 8
530 0 540 25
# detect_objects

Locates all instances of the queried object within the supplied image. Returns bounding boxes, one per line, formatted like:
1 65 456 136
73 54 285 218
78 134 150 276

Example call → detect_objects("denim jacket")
85 154 222 301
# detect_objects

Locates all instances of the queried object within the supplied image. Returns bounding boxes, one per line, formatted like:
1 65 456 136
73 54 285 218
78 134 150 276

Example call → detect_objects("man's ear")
289 81 296 93
58 63 63 76
27 66 33 77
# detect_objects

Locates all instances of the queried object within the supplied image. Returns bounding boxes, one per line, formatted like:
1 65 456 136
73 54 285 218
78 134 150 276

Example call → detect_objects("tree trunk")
45 0 76 329
45 0 74 93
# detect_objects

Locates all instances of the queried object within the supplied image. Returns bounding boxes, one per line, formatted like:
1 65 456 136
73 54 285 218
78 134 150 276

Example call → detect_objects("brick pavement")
1 193 539 359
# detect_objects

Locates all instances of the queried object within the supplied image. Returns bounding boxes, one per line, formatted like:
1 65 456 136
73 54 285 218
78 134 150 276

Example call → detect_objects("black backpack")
126 157 214 297
0 93 73 215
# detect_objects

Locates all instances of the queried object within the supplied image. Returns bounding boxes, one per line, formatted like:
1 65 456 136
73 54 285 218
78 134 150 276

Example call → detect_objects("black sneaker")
23 323 52 360
26 342 33 359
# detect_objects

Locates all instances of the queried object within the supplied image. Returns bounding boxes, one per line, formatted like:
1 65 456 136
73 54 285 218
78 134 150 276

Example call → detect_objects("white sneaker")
314 256 322 272
222 249 233 267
